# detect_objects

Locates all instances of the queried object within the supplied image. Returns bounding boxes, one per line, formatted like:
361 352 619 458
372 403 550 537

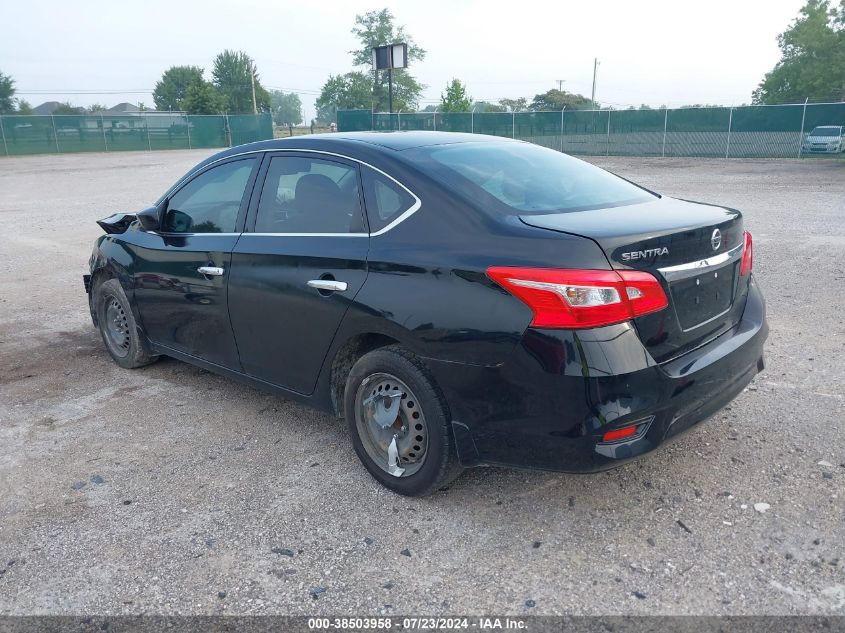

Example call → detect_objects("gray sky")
1 0 811 121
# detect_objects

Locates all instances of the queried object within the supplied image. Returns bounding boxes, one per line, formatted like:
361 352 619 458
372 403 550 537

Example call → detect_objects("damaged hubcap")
355 373 428 478
104 297 130 357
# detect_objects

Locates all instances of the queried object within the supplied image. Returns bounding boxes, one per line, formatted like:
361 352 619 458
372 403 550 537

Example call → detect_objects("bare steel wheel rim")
355 373 429 478
104 296 131 358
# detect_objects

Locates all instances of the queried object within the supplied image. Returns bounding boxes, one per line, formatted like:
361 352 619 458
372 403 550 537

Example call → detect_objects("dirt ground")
0 150 843 616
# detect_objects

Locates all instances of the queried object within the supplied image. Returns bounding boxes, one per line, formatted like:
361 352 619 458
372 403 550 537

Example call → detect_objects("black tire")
344 345 463 496
93 278 158 369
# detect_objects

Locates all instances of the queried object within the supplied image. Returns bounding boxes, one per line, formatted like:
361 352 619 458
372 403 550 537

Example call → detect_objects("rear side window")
254 156 364 234
408 141 654 214
361 167 417 232
163 158 256 233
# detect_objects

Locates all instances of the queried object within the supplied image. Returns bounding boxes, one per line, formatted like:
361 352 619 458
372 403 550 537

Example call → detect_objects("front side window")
163 158 256 233
254 156 363 234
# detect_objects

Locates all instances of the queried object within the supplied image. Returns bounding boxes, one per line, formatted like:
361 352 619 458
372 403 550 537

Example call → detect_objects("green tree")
499 97 528 112
182 81 227 114
315 72 373 123
440 79 472 112
0 71 15 114
473 101 507 113
212 50 270 113
153 66 204 112
350 9 426 111
270 90 303 125
53 102 83 114
88 103 106 112
16 99 32 114
753 0 845 103
529 89 593 111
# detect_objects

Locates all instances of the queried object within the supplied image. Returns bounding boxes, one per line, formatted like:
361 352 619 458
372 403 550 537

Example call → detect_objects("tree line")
753 0 845 104
0 1 841 124
155 51 302 125
154 56 257 115
313 9 596 122
0 50 303 126
149 51 301 125
313 3 844 121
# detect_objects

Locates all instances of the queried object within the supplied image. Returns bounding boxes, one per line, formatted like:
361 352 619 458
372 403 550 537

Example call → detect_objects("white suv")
802 125 845 154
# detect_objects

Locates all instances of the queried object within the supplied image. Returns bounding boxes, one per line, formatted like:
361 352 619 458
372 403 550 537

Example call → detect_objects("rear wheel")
345 346 462 496
93 278 158 369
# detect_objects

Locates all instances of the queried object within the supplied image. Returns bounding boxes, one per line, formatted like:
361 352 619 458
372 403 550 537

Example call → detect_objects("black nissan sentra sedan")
85 132 767 496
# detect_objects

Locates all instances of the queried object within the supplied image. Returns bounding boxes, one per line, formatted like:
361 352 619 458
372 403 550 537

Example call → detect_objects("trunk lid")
520 196 748 363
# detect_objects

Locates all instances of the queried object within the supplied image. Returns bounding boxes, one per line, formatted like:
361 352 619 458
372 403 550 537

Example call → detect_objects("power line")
19 85 325 95
18 85 838 111
17 89 156 95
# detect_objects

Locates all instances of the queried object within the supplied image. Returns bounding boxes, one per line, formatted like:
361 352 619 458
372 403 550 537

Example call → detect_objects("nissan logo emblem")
711 228 722 251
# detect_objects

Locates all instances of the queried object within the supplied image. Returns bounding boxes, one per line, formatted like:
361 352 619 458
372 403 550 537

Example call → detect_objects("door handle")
307 279 348 292
197 266 225 277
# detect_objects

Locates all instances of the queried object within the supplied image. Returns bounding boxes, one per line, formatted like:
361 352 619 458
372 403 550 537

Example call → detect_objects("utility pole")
250 65 258 115
591 58 599 109
556 79 565 92
798 97 809 158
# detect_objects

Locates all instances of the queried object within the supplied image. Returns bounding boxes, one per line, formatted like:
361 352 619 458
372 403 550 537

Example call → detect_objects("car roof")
208 131 514 161
161 132 519 203
329 131 508 150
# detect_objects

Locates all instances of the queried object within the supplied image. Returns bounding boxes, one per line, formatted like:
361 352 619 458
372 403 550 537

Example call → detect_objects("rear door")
521 196 748 363
132 156 259 368
227 152 369 394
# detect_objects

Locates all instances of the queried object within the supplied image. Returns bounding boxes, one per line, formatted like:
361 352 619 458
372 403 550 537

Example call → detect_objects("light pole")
250 65 258 115
372 43 408 122
388 68 393 115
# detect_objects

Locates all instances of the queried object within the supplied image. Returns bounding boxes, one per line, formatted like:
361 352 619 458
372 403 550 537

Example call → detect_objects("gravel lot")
0 149 843 616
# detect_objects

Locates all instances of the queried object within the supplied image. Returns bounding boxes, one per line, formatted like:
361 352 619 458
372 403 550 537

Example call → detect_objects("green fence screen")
0 113 273 156
337 103 845 158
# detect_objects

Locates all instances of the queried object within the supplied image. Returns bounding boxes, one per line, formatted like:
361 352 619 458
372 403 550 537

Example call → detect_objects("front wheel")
344 346 463 496
93 278 158 369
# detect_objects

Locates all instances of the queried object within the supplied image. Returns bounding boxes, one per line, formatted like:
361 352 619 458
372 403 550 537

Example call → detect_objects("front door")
131 156 259 369
228 153 369 394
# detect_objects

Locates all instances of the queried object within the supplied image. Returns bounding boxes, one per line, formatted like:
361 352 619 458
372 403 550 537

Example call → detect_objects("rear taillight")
486 267 668 329
740 231 753 276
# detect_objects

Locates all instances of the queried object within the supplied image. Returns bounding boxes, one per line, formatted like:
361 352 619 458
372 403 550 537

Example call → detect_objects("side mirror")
136 200 166 231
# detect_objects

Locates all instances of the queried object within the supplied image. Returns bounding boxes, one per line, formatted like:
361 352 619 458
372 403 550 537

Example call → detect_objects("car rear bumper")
426 276 768 472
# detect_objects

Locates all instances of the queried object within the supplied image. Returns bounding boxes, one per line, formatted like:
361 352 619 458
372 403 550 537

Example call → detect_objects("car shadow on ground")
4 322 697 513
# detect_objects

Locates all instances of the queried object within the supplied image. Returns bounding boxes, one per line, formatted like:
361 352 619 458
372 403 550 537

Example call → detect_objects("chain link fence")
338 103 845 158
0 113 273 156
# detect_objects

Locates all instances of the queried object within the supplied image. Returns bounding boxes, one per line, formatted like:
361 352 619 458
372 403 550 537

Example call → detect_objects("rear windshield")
408 141 655 214
810 127 842 136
